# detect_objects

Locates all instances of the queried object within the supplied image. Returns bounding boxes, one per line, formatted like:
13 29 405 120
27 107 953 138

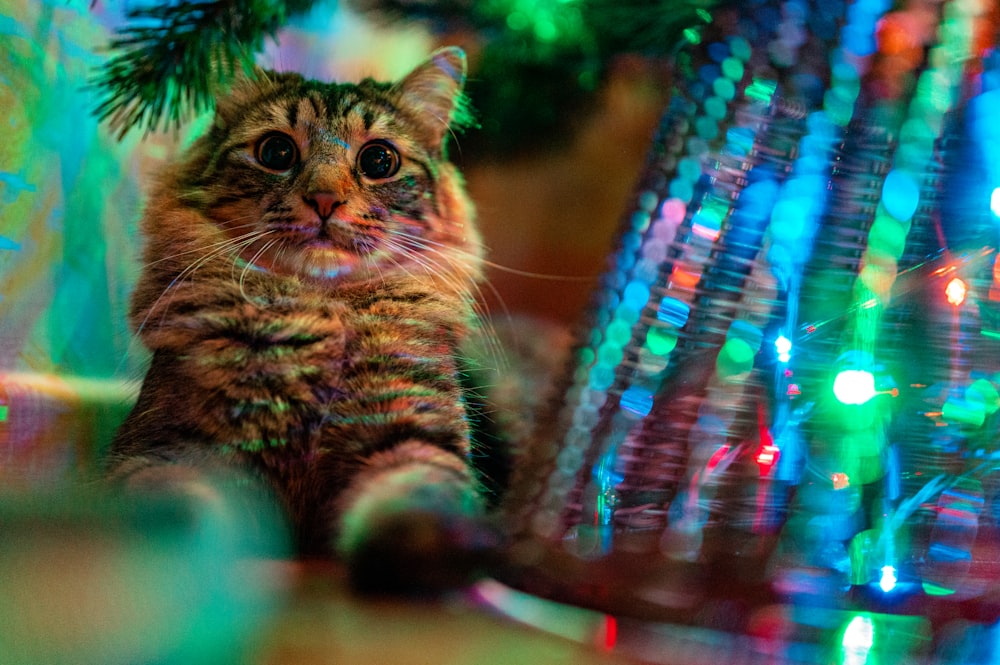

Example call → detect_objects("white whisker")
239 237 281 303
138 218 262 271
135 228 275 336
379 234 508 370
393 229 595 282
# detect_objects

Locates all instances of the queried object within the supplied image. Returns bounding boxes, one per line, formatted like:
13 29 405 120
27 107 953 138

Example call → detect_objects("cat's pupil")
357 141 400 179
256 133 298 171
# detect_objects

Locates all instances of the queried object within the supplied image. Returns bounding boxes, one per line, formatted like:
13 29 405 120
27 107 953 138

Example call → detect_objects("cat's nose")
304 192 344 221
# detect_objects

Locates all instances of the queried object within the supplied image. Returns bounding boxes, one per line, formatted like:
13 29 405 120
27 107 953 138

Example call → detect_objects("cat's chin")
289 246 361 281
234 247 359 283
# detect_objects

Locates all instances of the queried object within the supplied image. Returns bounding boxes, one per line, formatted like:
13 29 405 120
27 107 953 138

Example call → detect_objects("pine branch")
92 0 317 139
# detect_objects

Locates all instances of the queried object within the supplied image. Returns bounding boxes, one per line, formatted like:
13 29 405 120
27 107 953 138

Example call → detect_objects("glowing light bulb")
832 472 850 490
775 335 792 363
842 615 875 662
879 565 898 593
755 443 781 476
833 369 876 405
945 277 967 306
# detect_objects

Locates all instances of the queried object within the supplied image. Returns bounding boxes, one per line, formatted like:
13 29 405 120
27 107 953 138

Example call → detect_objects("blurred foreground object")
0 373 135 489
0 489 289 665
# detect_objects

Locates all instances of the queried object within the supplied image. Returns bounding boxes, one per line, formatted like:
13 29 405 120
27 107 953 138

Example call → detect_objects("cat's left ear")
392 47 470 149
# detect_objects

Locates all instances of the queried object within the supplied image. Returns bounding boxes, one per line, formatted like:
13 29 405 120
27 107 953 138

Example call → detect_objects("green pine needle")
92 1 316 139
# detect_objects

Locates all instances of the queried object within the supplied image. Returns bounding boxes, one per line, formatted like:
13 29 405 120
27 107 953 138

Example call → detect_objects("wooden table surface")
255 565 633 665
0 528 634 665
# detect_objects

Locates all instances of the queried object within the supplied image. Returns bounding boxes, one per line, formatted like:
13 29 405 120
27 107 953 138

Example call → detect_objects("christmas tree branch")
92 0 317 139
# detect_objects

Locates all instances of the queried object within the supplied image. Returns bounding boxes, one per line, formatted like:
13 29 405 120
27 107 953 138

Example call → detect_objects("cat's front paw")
336 459 499 595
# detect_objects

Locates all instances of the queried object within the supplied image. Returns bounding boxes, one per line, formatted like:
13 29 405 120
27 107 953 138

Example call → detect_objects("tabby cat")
105 47 494 591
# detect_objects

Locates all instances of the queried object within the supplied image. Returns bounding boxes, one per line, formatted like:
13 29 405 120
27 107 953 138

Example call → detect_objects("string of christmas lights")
506 0 1000 615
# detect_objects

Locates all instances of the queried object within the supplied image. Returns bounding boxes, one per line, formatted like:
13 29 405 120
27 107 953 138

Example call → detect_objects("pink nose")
304 192 344 221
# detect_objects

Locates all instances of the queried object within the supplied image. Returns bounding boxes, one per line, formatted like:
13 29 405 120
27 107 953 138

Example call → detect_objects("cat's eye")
357 140 400 179
255 133 299 171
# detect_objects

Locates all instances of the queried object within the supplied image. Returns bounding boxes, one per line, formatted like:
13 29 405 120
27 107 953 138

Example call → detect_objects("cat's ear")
392 47 470 149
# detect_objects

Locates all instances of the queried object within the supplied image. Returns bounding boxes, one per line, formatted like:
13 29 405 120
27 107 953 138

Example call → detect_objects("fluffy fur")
106 47 491 589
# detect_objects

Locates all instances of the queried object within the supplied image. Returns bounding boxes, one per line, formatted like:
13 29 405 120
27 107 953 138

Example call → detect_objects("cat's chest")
167 285 463 451
153 290 349 446
183 292 355 394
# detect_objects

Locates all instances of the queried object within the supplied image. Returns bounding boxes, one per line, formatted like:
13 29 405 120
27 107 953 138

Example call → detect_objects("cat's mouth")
306 230 351 251
272 217 373 249
307 222 380 256
244 242 359 281
237 223 381 281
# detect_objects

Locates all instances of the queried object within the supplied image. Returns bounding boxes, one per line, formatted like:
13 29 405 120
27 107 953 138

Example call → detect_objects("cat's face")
176 47 478 286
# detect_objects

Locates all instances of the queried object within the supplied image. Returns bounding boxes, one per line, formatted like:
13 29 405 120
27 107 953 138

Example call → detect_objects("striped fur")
107 48 488 575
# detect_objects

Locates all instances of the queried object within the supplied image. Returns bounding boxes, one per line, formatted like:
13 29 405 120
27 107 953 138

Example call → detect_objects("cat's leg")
334 441 497 593
105 448 290 558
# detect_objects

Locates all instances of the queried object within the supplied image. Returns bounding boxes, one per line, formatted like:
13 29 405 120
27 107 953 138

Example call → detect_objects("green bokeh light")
833 369 876 405
716 338 755 378
645 327 679 356
966 379 1000 414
